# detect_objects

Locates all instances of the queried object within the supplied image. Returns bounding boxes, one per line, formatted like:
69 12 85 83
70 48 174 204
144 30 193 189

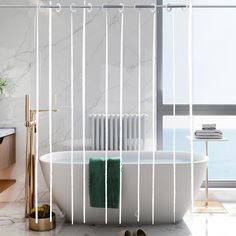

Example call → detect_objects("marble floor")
0 202 236 236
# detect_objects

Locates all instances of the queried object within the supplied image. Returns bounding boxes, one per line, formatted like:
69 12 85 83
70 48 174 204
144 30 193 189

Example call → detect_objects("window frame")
156 0 236 187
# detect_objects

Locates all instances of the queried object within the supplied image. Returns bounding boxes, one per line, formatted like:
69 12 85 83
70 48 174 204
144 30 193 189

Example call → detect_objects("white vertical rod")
70 9 74 225
151 8 156 225
171 9 176 223
35 0 39 224
96 116 99 150
101 115 104 150
124 115 127 150
82 0 87 224
92 115 95 150
137 9 141 222
134 116 137 149
114 116 118 150
105 8 109 224
110 115 113 150
119 9 124 225
128 116 132 150
48 0 53 222
188 1 194 210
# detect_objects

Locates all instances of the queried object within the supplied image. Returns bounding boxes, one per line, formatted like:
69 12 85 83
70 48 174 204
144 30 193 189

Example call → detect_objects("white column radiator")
89 114 147 151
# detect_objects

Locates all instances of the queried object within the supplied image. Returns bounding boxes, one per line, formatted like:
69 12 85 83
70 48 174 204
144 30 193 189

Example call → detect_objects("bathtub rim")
39 150 207 165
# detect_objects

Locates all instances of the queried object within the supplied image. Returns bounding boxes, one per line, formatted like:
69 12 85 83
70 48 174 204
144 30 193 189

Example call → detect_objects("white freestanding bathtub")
40 151 207 225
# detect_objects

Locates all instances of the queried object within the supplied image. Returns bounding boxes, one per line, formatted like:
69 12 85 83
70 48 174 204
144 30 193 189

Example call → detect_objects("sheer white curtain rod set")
1 4 236 9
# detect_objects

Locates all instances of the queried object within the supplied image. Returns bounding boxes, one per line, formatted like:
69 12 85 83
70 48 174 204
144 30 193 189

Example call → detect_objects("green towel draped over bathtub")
89 157 120 208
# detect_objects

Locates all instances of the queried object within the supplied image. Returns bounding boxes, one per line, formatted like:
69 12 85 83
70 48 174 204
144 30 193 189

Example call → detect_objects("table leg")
205 141 208 207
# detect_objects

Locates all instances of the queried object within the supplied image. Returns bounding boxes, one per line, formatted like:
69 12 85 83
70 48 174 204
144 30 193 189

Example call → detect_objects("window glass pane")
163 0 236 104
163 116 236 180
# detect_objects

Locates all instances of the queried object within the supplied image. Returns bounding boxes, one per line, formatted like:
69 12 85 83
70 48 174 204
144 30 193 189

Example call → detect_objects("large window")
158 0 236 186
163 116 236 180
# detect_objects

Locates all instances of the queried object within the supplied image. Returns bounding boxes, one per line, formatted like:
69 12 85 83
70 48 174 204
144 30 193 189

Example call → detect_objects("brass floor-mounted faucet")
24 94 58 218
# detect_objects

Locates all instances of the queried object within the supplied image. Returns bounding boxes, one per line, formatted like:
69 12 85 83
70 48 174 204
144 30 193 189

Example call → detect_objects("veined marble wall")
0 0 34 202
0 0 157 202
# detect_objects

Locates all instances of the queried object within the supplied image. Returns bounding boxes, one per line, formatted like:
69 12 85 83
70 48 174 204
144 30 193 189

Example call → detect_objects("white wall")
0 0 155 202
0 1 34 201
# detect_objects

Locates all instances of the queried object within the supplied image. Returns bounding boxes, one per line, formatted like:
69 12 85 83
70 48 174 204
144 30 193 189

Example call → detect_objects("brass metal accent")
194 201 227 213
29 212 56 231
205 141 208 207
24 94 58 223
31 109 58 113
194 139 227 213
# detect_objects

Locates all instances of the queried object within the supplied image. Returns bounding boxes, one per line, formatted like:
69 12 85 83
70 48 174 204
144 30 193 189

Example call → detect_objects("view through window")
160 0 236 184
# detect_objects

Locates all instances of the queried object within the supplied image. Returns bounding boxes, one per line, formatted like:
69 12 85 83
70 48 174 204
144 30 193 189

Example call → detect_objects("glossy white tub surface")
40 151 207 225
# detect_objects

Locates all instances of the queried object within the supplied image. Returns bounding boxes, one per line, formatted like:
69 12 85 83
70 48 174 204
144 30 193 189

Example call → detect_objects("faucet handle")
31 109 59 113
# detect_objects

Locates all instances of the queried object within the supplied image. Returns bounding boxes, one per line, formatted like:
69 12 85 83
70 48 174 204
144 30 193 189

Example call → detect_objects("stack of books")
194 124 223 139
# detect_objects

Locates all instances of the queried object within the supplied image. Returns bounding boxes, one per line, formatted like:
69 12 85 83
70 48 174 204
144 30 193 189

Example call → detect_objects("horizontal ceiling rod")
1 4 236 9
